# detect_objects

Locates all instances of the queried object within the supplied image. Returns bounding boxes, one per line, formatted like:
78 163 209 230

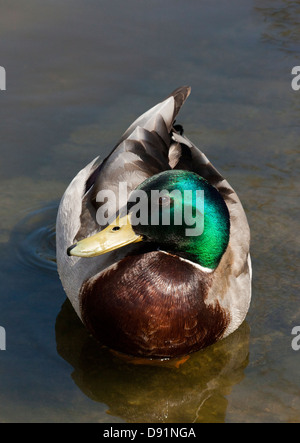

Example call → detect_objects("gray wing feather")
76 86 191 240
170 131 250 275
74 84 250 279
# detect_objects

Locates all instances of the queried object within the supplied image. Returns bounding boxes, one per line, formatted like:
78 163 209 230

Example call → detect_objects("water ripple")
15 203 58 274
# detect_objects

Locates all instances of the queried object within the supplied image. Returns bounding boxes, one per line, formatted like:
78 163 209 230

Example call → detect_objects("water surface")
0 0 299 423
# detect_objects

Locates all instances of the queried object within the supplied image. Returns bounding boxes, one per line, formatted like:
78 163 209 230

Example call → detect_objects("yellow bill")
67 214 143 257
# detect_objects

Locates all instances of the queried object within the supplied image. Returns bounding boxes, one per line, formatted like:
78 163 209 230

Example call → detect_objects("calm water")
0 0 299 423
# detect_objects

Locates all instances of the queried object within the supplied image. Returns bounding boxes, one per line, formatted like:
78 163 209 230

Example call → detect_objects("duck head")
68 169 230 270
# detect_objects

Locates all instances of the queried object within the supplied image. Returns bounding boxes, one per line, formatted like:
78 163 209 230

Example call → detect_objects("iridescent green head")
131 170 230 269
68 170 230 270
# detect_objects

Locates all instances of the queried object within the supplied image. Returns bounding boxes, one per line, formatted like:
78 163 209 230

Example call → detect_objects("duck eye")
111 226 120 232
158 196 171 206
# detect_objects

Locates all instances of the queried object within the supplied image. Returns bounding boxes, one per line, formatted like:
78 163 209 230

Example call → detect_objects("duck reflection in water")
55 299 250 423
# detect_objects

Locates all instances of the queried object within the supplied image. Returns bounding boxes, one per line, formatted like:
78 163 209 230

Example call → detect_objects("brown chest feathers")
80 251 230 358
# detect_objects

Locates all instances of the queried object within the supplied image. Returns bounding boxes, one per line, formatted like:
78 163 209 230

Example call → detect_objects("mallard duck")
56 86 251 359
